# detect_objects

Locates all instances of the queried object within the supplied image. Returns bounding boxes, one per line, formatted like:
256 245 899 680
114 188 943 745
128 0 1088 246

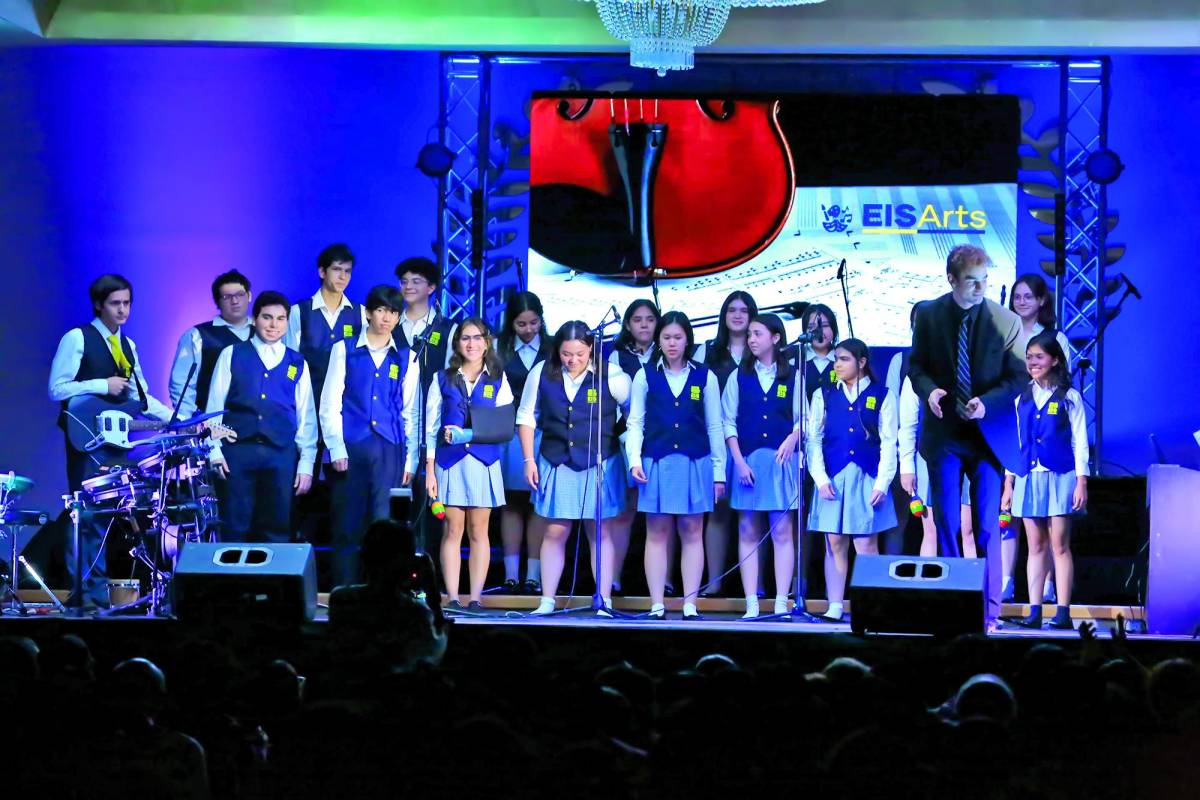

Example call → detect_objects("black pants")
219 440 296 543
63 441 109 604
328 435 401 587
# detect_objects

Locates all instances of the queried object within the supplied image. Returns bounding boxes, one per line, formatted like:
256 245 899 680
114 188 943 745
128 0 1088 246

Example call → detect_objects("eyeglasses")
219 291 248 303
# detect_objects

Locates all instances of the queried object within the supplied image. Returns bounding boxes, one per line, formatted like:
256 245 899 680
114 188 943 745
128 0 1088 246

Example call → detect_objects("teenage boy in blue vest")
207 291 318 543
48 274 175 605
393 257 456 388
168 270 254 419
320 285 420 586
285 243 366 437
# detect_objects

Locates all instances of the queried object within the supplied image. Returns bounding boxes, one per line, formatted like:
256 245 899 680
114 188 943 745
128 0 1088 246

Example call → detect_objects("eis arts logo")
862 203 987 235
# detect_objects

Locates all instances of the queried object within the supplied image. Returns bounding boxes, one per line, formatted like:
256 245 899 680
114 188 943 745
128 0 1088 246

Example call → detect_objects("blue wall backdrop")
0 44 440 514
1 45 1197 517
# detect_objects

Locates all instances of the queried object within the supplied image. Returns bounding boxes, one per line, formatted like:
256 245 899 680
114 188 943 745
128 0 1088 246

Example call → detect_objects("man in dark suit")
908 245 1024 626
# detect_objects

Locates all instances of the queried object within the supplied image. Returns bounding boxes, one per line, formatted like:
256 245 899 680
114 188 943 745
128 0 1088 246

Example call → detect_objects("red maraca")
999 511 1012 529
909 494 926 518
431 500 447 520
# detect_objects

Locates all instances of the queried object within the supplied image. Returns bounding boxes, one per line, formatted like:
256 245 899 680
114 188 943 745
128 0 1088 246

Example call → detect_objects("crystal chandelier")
582 1 827 76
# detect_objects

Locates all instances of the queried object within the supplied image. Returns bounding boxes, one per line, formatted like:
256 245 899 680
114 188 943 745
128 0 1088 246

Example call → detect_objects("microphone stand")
837 259 855 340
752 328 824 623
409 328 434 556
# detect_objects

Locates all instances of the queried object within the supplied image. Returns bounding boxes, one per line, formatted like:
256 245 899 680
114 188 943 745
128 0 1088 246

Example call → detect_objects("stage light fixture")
416 141 456 179
1084 148 1124 185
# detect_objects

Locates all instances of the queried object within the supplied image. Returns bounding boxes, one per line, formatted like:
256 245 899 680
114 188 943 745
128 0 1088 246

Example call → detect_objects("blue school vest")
804 357 837 401
297 298 361 399
341 343 409 448
223 342 305 448
734 368 792 455
643 364 711 460
434 370 504 469
538 369 618 470
1017 386 1075 475
821 381 888 478
393 314 454 390
195 321 243 412
702 339 738 392
58 325 136 430
503 346 545 404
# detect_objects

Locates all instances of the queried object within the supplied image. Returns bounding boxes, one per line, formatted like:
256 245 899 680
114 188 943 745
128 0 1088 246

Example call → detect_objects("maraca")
908 494 927 518
431 500 447 520
999 511 1012 529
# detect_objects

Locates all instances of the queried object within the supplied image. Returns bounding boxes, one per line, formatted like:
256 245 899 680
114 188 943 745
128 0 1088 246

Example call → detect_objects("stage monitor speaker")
173 543 317 624
848 555 985 637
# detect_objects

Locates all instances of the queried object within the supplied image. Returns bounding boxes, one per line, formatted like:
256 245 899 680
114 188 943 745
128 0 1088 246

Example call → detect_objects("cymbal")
0 472 34 495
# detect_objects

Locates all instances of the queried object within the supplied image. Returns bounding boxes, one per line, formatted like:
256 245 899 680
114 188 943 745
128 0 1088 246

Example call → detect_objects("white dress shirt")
398 306 457 369
719 359 802 442
1013 382 1090 476
285 289 368 350
608 344 654 372
691 339 745 366
806 376 899 494
205 336 318 476
319 332 421 472
898 376 922 477
514 336 541 371
1015 323 1073 369
424 369 515 458
516 361 632 430
624 362 726 481
169 316 253 419
805 346 835 376
48 317 174 421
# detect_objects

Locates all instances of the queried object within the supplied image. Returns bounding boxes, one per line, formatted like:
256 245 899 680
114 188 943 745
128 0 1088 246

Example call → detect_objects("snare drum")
107 578 140 607
81 468 148 506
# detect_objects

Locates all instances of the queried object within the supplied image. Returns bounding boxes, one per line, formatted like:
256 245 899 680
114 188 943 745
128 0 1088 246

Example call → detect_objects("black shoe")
521 578 541 596
1012 611 1044 629
445 600 466 612
467 600 485 613
501 578 520 594
647 607 666 620
1046 608 1073 630
682 609 704 621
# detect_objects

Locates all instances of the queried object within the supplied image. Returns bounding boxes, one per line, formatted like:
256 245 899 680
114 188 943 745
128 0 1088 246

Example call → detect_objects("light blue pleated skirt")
1013 470 1080 518
533 454 627 520
637 454 715 515
501 429 541 491
435 456 506 509
808 462 898 535
730 448 800 512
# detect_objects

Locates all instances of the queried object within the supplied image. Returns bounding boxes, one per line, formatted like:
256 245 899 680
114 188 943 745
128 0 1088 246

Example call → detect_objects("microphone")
1000 285 1007 307
837 259 846 281
1121 274 1143 300
792 329 824 345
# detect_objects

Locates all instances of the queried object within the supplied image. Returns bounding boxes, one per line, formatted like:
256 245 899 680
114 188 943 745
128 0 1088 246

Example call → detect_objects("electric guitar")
63 395 236 453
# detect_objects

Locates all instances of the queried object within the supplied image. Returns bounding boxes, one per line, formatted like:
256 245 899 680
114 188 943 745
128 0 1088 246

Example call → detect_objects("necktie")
955 313 972 411
107 333 133 377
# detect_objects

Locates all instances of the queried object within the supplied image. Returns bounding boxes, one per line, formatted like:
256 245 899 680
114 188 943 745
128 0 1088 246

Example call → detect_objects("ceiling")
2 0 1198 51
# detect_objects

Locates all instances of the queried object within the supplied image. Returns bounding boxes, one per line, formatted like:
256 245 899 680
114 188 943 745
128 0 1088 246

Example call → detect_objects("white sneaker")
530 598 555 616
774 597 789 615
742 598 760 620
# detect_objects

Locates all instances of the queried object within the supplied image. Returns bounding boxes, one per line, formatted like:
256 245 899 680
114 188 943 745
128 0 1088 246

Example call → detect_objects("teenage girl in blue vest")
625 311 726 620
807 339 899 622
800 303 840 401
518 321 632 617
1002 331 1089 630
496 292 549 594
426 318 513 611
693 290 760 597
608 299 660 596
721 313 802 619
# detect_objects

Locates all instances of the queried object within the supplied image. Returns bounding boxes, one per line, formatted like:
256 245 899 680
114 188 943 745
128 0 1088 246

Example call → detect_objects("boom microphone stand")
751 327 826 623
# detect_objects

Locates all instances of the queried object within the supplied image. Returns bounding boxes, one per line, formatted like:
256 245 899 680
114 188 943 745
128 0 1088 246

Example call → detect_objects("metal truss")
1057 58 1110 470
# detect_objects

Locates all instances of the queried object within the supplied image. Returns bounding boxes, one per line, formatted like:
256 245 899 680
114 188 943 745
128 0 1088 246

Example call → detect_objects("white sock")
775 595 789 614
824 601 844 620
503 555 520 582
532 597 555 615
527 559 541 582
742 597 760 619
602 596 613 610
682 602 698 617
650 602 666 615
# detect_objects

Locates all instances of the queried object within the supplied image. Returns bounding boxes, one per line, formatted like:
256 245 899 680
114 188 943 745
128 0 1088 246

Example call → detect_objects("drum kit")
62 411 229 616
1 471 53 614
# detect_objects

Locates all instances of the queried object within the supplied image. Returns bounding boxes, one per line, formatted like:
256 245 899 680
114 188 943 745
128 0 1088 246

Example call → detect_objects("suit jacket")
908 293 1025 471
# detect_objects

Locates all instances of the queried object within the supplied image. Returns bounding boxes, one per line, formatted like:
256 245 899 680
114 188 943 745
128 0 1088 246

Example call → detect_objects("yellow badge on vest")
1048 402 1059 415
388 363 399 380
690 385 701 401
829 369 837 383
429 331 442 346
776 384 788 399
286 365 298 381
587 388 598 404
866 395 878 411
343 324 353 338
483 384 495 399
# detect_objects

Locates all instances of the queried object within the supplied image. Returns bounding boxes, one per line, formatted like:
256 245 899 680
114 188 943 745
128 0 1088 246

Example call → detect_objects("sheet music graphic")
529 184 1017 347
